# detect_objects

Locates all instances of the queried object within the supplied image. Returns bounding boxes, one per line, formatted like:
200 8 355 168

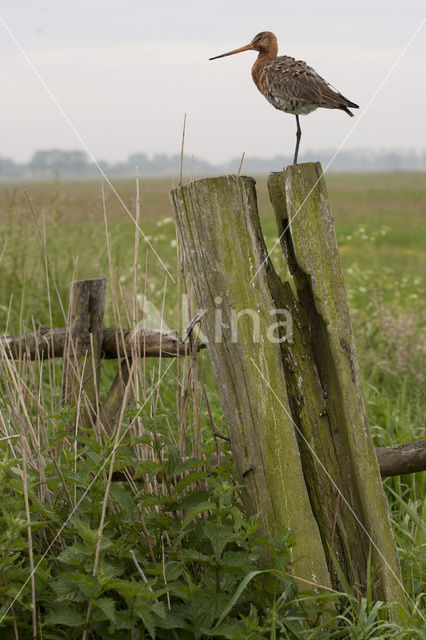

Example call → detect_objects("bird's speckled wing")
253 56 355 115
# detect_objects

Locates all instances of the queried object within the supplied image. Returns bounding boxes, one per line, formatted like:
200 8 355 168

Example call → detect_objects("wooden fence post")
170 165 405 611
61 277 106 429
171 175 332 590
267 163 404 608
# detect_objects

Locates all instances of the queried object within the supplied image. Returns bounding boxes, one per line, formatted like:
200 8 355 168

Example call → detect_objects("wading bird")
209 32 359 165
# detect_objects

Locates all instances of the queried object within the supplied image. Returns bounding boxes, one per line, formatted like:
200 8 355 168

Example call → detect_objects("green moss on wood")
268 163 405 612
171 175 331 588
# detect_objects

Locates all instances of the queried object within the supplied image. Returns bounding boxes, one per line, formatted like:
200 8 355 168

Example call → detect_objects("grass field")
1 171 424 321
1 171 424 402
0 170 424 637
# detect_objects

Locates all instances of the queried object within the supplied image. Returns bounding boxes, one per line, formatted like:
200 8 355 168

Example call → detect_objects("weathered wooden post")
61 277 106 428
171 174 331 589
267 164 405 606
170 163 405 610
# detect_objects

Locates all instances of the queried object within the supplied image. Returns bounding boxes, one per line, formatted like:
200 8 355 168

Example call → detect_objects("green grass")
0 171 425 637
1 171 424 322
1 170 424 473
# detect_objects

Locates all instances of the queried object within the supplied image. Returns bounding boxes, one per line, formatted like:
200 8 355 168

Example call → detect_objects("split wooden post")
171 175 331 589
170 164 405 610
267 163 404 607
61 277 106 429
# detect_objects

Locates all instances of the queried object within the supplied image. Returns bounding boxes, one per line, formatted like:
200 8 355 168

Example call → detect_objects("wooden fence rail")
2 301 424 478
1 277 204 434
376 439 426 476
2 325 200 360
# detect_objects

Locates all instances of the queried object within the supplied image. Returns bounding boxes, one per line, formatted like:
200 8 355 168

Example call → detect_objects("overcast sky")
1 1 425 164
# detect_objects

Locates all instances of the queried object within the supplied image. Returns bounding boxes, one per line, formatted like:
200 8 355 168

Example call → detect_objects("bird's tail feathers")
339 95 359 116
345 99 359 109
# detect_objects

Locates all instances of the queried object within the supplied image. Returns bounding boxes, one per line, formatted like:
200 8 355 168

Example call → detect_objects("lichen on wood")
268 164 405 608
170 165 406 612
171 175 331 588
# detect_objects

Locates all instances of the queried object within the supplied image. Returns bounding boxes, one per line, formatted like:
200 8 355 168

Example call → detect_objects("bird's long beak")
209 43 253 60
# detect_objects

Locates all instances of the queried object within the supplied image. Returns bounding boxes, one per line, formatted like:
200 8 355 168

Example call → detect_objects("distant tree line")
1 148 425 180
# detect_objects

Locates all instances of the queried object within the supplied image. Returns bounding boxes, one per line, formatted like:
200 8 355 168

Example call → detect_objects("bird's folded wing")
263 57 346 108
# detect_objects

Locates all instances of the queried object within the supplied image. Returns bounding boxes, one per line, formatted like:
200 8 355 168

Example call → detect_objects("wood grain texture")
1 327 202 360
171 165 407 613
376 439 426 477
171 175 331 588
268 163 405 610
60 278 106 427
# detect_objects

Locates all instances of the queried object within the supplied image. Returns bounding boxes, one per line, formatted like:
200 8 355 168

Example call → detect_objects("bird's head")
249 32 278 53
209 31 278 61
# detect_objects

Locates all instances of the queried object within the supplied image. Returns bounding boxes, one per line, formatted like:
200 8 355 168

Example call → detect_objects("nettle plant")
1 415 422 640
0 411 300 640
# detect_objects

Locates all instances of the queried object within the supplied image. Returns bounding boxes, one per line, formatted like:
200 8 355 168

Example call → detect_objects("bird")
209 31 359 165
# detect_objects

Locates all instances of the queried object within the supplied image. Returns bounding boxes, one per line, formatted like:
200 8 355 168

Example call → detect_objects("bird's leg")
293 115 301 165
